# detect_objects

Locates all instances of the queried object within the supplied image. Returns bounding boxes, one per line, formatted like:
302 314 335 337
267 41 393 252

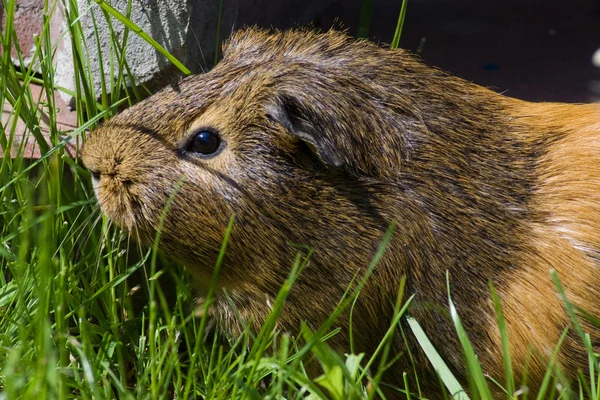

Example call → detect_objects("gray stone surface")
54 0 191 105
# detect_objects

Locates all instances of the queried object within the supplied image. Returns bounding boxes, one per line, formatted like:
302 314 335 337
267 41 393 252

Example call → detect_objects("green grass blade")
447 272 493 399
489 281 515 397
536 327 569 400
390 0 408 49
407 316 469 399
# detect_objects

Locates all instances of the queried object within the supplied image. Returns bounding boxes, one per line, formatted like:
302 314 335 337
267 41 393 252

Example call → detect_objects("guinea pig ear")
266 96 344 168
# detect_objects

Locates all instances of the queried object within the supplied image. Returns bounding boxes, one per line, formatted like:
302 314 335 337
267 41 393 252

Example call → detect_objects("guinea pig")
81 27 600 397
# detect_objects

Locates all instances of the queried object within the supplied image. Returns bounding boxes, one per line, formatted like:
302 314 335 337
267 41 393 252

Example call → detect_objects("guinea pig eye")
188 130 222 155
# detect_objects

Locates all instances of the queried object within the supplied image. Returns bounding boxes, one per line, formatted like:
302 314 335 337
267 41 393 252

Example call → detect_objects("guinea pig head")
81 28 415 289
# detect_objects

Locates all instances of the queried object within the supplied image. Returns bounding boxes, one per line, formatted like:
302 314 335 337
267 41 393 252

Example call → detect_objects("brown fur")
81 28 600 398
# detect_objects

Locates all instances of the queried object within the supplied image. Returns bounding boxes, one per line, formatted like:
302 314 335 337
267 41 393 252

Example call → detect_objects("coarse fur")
82 28 600 398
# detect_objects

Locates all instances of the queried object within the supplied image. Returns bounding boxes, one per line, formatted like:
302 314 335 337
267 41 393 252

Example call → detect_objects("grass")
1 1 599 399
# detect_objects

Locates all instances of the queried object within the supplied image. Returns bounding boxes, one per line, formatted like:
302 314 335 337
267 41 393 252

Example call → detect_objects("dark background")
230 0 600 103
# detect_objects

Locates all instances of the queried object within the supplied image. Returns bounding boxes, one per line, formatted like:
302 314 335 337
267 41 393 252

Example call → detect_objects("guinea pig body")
82 28 600 397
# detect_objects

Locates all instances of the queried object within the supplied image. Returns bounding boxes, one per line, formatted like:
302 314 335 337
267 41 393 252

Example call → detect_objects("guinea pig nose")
90 170 101 181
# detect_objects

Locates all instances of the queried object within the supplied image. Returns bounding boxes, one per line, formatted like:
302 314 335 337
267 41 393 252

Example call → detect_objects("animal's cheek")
153 181 241 270
166 164 254 231
177 167 241 217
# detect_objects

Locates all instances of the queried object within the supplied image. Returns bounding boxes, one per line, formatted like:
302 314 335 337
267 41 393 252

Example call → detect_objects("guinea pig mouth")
94 178 142 233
